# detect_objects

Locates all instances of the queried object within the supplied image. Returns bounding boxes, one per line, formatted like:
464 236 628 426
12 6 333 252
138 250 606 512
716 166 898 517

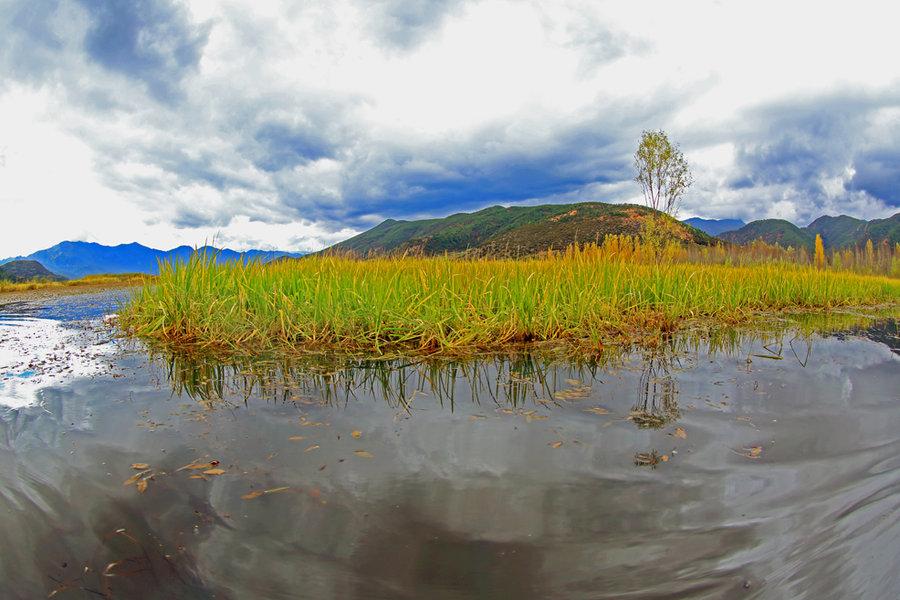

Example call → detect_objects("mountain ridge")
326 202 714 256
0 242 304 279
718 213 900 249
0 259 65 283
682 217 746 236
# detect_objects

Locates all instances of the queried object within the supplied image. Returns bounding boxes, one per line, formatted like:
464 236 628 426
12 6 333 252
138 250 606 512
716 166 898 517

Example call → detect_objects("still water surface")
0 292 898 599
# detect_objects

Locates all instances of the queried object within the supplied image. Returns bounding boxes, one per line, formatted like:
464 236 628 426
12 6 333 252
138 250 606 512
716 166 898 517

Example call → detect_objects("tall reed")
119 246 900 358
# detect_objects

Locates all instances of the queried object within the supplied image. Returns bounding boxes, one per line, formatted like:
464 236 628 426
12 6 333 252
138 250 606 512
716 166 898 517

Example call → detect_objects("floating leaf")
123 470 151 486
177 460 219 472
203 468 225 475
660 454 670 462
189 474 207 480
525 414 548 423
674 427 687 439
353 450 373 458
130 463 150 470
304 445 320 453
103 561 122 576
731 445 764 459
351 430 362 438
549 441 563 449
242 486 290 500
584 407 609 415
136 479 148 494
288 435 305 441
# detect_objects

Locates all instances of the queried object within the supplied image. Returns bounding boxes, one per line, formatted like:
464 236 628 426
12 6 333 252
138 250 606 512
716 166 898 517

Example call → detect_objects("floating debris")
634 450 669 468
242 486 291 500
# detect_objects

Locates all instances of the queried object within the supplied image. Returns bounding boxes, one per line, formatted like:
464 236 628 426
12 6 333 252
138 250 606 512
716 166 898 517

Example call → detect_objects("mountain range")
327 202 713 256
328 203 899 256
0 259 65 282
5 207 896 279
718 213 900 250
682 218 746 236
0 242 304 279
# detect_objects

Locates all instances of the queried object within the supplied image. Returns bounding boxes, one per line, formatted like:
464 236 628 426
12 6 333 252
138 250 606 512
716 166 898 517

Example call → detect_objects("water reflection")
156 317 864 418
630 350 680 429
1 293 899 599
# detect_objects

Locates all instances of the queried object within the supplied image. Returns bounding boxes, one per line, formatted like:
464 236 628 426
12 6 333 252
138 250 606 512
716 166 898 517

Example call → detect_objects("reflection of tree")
629 350 680 429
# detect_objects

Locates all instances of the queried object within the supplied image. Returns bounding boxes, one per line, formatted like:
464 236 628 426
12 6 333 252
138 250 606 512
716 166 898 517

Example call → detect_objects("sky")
1 0 898 257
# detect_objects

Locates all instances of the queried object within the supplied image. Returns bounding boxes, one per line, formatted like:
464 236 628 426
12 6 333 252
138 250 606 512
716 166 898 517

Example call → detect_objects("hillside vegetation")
0 260 64 283
719 213 900 250
328 202 712 256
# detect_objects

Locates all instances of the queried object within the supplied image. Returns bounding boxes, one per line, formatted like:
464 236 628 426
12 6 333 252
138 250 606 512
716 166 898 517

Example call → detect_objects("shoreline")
0 282 142 304
125 302 900 363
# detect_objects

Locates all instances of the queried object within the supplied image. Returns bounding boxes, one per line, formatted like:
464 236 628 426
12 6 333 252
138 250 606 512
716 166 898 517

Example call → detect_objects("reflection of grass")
158 347 613 409
155 315 894 408
120 251 900 359
0 273 149 294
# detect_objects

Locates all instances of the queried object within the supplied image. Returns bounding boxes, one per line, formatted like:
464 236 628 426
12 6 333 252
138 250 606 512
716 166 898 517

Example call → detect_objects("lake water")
0 291 898 599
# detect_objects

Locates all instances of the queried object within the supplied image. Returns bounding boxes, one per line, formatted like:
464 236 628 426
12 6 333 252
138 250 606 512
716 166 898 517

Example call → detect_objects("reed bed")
119 244 900 358
0 273 149 294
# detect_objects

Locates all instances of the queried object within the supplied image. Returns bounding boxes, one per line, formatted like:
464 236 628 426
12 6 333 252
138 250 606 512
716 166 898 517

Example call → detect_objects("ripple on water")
0 291 898 599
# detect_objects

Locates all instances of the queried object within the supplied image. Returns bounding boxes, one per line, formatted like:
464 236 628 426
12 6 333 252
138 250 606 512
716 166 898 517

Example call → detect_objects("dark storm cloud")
849 145 900 207
252 122 338 172
0 0 657 235
271 99 678 228
74 0 210 103
722 90 900 220
363 0 466 50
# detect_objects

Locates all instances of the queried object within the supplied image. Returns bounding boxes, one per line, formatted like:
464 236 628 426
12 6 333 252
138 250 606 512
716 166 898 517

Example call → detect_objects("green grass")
118 250 900 359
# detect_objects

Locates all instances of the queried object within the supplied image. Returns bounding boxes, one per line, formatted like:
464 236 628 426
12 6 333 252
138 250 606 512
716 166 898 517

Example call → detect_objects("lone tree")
634 130 693 216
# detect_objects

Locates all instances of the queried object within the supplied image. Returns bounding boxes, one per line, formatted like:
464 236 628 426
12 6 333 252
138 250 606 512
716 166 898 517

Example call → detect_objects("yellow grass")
119 239 900 359
0 273 149 294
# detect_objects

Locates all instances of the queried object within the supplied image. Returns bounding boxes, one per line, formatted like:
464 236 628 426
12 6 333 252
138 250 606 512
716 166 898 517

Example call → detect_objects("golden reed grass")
118 237 900 358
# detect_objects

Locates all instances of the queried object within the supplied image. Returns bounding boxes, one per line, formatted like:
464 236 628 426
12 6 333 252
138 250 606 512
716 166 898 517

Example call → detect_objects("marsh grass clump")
118 241 900 359
0 273 149 294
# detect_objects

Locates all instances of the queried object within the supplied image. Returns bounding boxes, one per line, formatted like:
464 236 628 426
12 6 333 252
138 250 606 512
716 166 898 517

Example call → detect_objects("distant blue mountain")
0 241 305 279
682 218 746 236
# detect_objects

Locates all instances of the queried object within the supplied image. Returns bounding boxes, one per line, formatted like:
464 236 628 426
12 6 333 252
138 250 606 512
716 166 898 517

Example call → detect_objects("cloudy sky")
1 0 898 256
